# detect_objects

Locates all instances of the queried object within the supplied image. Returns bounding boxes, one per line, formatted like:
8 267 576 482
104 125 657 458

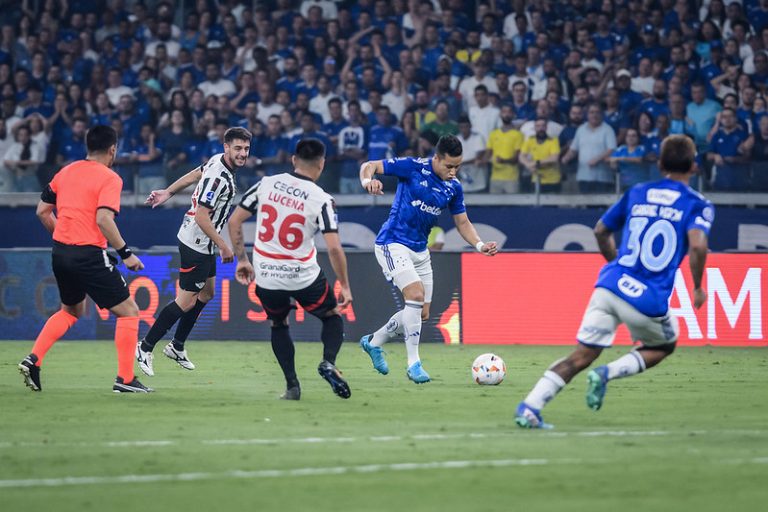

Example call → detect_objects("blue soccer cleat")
586 365 609 411
514 402 553 429
406 361 431 384
360 334 389 375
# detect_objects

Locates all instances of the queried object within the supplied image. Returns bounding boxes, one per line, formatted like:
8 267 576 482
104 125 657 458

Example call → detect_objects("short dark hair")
296 138 326 160
435 135 462 158
86 125 117 153
659 134 695 174
223 127 252 144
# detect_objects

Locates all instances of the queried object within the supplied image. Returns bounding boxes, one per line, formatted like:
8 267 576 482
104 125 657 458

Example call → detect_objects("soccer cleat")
113 376 154 393
586 365 610 411
163 342 196 370
136 340 154 376
514 402 553 429
280 385 301 400
359 334 389 375
406 361 431 384
18 354 41 391
317 360 351 399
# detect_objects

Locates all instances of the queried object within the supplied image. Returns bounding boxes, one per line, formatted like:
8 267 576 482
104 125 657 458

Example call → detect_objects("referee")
18 125 152 393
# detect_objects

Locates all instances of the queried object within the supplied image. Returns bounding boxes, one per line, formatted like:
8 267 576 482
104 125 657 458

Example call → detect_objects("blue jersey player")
358 135 498 383
516 135 713 428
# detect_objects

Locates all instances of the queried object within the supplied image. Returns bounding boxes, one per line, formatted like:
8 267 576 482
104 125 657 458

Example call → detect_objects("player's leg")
164 273 215 371
257 286 300 399
516 288 617 428
586 308 679 411
402 248 433 383
138 245 210 374
297 274 351 399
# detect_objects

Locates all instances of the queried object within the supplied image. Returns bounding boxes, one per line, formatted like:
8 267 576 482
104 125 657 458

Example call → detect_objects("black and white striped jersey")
177 153 237 255
239 171 338 290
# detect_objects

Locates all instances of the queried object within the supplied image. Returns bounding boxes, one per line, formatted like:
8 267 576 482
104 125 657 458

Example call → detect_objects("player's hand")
337 285 353 309
219 244 234 263
235 260 255 285
124 254 144 271
693 287 707 309
363 179 384 195
145 189 172 208
480 241 498 256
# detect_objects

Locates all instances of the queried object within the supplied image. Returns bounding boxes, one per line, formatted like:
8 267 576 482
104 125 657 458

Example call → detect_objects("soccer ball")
471 353 506 385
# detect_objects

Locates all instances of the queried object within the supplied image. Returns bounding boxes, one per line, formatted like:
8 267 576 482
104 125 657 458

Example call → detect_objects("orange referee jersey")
49 160 123 248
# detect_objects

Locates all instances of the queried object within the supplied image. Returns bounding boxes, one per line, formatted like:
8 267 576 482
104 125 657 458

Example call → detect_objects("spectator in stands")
459 60 498 110
0 118 13 192
688 82 722 152
56 117 87 166
520 99 563 139
708 106 750 190
368 105 407 160
323 97 349 147
520 118 562 193
469 84 500 142
105 68 133 107
742 114 768 190
157 109 194 184
456 114 488 193
309 75 339 124
422 100 458 138
486 104 523 194
4 124 45 192
255 114 289 177
337 103 367 194
199 62 236 99
561 103 617 193
609 128 648 190
130 123 163 194
669 93 697 136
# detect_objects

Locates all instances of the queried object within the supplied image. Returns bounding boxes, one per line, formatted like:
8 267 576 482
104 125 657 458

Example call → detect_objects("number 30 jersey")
596 178 714 317
239 171 338 290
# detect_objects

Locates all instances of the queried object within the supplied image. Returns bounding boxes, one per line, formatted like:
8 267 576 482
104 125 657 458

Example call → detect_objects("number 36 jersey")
595 178 715 317
238 171 338 290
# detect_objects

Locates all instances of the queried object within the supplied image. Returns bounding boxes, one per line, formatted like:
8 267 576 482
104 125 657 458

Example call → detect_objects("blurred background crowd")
1 0 767 195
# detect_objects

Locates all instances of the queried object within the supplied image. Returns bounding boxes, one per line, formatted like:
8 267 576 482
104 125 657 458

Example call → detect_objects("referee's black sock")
271 325 299 388
142 301 185 351
320 314 344 365
172 299 207 350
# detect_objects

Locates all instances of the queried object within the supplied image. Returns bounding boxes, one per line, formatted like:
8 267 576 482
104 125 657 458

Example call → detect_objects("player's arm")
195 205 234 263
359 160 385 195
36 200 56 234
323 231 352 308
453 212 498 256
95 208 144 271
687 229 709 309
228 205 255 285
594 220 617 262
145 166 202 208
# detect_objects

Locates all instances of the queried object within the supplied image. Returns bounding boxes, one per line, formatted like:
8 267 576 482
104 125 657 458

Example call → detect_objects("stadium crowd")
0 0 767 194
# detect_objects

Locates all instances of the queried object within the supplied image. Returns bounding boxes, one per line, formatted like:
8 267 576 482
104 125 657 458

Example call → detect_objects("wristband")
475 241 485 252
117 245 133 260
361 178 372 187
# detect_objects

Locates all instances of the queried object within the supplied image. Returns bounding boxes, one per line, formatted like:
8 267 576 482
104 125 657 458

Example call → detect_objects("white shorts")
576 287 679 348
374 243 434 303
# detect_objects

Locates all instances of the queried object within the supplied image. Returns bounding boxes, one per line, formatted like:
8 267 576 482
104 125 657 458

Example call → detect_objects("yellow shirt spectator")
520 136 561 185
487 128 524 182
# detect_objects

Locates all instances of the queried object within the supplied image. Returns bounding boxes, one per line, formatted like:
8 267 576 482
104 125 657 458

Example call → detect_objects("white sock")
605 351 646 380
370 310 404 347
402 300 423 367
524 370 566 410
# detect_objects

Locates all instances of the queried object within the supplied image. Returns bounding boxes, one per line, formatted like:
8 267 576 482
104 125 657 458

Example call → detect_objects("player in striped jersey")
136 127 252 376
228 138 353 400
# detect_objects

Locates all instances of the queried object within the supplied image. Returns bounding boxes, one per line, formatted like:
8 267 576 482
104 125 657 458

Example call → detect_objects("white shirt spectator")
631 76 655 96
458 130 488 192
145 40 181 60
382 90 411 121
256 102 285 125
469 104 500 140
106 85 134 107
520 120 563 139
342 100 372 117
309 92 340 124
300 0 339 20
459 76 498 109
198 78 237 99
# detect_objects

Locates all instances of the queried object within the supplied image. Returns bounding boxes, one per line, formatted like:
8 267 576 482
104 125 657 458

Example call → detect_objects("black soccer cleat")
113 376 154 393
18 354 41 391
317 360 351 399
280 385 301 400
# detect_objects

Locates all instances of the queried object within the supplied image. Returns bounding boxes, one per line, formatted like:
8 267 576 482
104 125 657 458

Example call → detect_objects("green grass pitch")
0 341 766 511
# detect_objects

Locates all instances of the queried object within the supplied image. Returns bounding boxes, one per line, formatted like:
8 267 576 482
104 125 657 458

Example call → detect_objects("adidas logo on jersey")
420 180 428 187
410 200 442 216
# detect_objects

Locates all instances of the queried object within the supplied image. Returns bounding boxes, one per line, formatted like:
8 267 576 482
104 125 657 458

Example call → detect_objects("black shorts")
178 242 216 292
52 242 130 310
256 272 338 323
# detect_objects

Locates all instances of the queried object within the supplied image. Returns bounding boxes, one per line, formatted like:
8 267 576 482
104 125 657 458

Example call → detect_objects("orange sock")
115 316 139 382
31 309 79 366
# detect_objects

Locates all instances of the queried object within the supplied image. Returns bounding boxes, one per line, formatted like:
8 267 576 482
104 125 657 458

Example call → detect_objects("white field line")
0 458 558 489
0 429 765 450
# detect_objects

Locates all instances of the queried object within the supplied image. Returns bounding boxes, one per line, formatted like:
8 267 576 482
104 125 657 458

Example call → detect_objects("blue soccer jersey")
375 157 467 252
595 178 715 317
